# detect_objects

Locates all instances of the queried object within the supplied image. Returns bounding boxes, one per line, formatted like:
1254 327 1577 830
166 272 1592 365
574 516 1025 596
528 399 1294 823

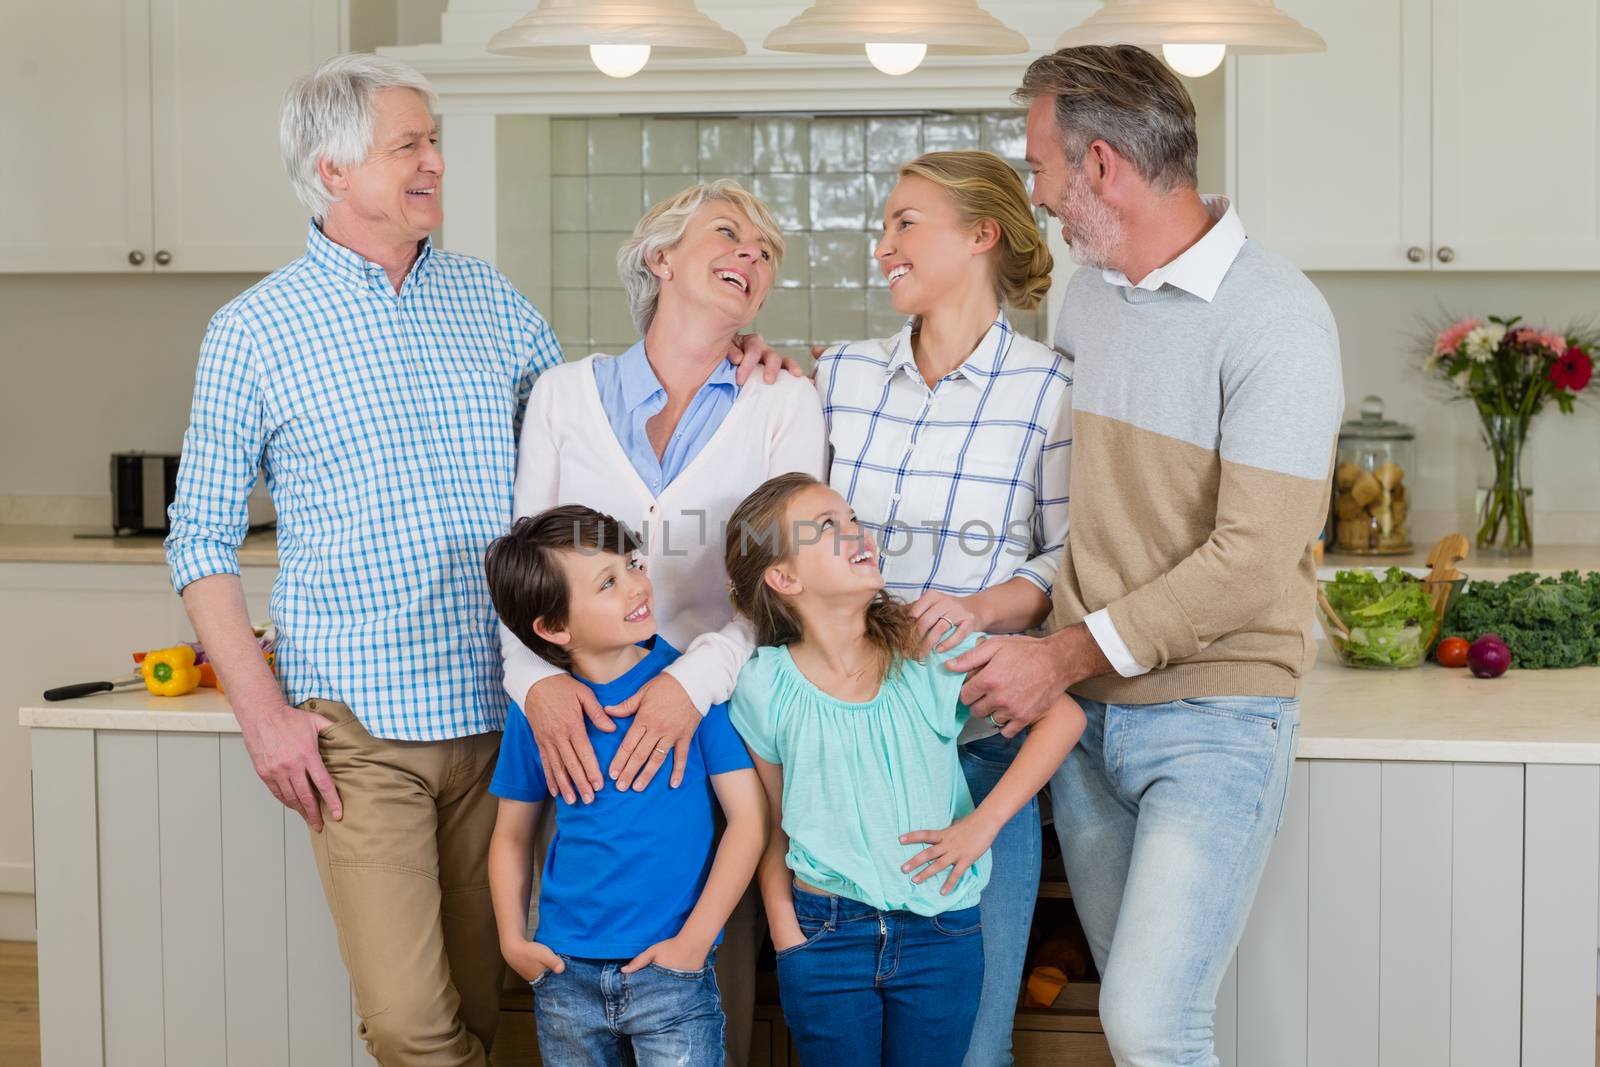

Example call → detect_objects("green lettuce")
1324 568 1437 668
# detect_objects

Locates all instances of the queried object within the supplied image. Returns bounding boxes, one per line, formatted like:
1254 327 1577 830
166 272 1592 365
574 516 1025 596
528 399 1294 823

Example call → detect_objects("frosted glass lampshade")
764 0 1029 59
1056 0 1325 56
487 0 746 72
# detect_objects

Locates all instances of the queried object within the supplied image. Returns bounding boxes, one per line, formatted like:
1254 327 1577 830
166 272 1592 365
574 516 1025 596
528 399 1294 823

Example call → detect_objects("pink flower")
1550 346 1594 391
1434 317 1480 357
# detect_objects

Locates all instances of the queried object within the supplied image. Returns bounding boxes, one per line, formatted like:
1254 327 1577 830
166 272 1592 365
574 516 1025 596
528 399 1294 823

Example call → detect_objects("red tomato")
1435 637 1470 668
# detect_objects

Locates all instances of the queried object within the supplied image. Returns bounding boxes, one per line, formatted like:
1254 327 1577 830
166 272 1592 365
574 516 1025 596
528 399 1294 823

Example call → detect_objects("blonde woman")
812 151 1071 1067
500 179 826 1062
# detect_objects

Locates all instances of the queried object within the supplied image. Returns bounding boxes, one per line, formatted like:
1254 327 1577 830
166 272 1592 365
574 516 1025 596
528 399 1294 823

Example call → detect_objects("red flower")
1550 346 1594 391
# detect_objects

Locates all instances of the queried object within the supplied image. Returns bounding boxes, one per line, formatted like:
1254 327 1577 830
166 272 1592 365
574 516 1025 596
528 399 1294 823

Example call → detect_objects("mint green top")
729 635 990 915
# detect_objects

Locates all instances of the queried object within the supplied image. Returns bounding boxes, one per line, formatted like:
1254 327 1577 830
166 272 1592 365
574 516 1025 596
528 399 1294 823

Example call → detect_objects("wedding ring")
654 744 669 754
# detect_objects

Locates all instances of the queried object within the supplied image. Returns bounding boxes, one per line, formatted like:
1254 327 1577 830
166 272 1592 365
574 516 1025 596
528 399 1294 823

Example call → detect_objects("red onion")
1468 637 1511 678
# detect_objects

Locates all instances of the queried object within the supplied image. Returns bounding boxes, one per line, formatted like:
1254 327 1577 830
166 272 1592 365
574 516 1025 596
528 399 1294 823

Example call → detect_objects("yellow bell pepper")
142 645 201 697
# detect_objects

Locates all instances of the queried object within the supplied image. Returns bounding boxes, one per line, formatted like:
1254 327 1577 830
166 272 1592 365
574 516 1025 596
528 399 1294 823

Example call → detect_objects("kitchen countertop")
3 526 1593 574
19 642 1600 764
0 524 278 565
1320 542 1598 578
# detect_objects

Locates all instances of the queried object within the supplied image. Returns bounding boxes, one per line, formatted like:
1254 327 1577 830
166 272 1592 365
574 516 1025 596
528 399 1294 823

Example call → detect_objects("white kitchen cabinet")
1430 0 1600 270
0 0 344 273
1228 0 1600 271
1229 0 1431 271
0 0 154 272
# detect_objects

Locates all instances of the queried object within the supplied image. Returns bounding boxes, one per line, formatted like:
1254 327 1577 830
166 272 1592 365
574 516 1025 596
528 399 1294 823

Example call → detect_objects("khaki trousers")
304 698 504 1067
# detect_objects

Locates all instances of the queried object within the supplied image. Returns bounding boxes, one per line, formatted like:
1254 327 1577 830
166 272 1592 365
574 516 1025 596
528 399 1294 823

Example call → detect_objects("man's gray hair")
1015 45 1198 192
617 180 786 335
280 53 438 220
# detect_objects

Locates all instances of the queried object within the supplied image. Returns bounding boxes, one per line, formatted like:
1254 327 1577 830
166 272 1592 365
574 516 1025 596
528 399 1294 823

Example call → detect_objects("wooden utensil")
1317 585 1351 641
1424 533 1470 622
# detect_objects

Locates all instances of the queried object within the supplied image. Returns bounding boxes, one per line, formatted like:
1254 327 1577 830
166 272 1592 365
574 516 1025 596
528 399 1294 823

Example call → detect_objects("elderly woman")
499 179 826 1059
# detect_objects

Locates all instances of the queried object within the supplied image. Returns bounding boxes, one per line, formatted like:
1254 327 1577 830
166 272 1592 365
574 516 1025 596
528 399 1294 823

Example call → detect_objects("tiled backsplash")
548 112 1046 361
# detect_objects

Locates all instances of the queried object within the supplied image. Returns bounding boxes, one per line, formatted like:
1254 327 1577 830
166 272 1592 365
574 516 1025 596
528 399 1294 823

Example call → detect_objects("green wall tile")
867 118 920 172
922 114 981 153
642 119 697 175
552 177 587 232
810 118 866 173
754 289 811 346
698 119 754 174
551 119 588 176
587 117 642 174
751 174 810 230
752 118 808 173
811 288 867 346
776 232 810 289
867 289 907 339
553 232 587 282
810 233 866 288
588 232 628 289
551 288 589 342
588 176 644 231
810 173 868 230
589 289 638 348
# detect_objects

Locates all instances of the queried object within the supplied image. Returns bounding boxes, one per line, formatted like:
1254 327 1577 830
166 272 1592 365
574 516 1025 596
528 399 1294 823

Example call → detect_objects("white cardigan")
500 355 828 713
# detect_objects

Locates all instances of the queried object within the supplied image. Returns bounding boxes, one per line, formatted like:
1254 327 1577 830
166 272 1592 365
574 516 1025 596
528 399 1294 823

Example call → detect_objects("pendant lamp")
1057 0 1325 77
487 0 745 79
764 0 1028 77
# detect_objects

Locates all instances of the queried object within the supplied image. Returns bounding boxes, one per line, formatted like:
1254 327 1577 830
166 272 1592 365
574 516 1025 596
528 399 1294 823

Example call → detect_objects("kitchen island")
19 642 1600 1067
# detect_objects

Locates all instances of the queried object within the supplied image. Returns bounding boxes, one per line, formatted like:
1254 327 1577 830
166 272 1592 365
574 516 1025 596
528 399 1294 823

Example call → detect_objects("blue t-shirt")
490 637 754 958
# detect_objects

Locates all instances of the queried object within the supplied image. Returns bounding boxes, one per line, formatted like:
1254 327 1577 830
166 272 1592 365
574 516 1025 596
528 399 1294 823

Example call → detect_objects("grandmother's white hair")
280 53 438 220
617 180 786 335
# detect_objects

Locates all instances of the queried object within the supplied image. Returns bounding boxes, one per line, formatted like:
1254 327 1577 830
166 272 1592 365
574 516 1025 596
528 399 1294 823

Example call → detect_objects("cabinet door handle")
1406 246 1425 263
154 249 173 266
127 250 146 266
1436 246 1455 264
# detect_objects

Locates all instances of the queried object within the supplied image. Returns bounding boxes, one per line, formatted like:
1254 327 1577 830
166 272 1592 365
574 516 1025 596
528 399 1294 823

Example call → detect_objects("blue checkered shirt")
165 223 563 741
814 314 1071 602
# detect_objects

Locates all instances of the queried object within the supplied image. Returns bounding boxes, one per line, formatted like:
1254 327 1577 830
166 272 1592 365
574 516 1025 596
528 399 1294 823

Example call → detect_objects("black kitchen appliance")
108 451 274 536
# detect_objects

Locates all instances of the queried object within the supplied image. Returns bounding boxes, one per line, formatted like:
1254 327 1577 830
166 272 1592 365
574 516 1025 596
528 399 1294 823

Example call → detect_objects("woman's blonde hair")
617 179 786 335
725 473 920 684
899 150 1053 311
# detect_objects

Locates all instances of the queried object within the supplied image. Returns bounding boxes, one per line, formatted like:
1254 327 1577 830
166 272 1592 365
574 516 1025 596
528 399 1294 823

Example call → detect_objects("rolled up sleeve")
164 312 266 593
1012 385 1071 595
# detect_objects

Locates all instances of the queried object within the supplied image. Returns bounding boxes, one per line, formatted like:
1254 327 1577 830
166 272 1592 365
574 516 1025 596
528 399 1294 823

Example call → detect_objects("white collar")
1099 195 1245 303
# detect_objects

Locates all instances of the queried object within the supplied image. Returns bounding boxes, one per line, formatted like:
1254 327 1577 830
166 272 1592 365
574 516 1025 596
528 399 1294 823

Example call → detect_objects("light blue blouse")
591 340 738 495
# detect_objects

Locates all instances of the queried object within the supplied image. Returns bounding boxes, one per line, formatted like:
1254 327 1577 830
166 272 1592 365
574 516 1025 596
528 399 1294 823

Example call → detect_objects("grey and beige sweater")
1049 236 1345 704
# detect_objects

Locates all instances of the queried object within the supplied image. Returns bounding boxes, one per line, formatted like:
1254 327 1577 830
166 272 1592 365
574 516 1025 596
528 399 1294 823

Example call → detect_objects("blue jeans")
1050 695 1300 1067
776 885 985 1066
958 732 1041 1067
531 952 724 1067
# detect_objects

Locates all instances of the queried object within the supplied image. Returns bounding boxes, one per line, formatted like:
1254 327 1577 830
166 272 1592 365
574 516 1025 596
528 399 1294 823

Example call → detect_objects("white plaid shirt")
814 314 1071 603
166 223 563 741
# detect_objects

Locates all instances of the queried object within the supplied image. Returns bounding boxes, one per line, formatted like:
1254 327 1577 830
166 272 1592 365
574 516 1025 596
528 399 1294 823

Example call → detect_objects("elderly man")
167 53 786 1066
949 46 1344 1067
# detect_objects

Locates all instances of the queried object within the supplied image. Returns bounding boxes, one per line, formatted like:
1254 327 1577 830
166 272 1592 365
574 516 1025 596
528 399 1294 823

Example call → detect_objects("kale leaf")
1441 570 1600 669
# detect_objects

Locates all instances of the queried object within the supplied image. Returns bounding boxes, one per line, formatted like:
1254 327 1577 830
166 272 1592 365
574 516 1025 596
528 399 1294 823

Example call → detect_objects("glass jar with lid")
1331 395 1414 555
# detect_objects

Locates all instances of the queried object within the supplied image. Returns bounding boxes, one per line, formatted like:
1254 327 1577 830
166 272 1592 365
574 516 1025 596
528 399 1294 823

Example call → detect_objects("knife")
43 672 144 702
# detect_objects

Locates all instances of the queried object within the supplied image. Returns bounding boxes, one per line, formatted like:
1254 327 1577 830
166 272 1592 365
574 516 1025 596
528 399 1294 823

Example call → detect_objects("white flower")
1452 367 1473 389
1464 323 1505 363
1423 351 1441 373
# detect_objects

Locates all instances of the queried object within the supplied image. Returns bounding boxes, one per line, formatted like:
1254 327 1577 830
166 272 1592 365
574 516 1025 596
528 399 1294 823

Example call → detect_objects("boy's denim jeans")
531 951 724 1067
1050 695 1300 1067
776 884 986 1067
958 731 1041 1067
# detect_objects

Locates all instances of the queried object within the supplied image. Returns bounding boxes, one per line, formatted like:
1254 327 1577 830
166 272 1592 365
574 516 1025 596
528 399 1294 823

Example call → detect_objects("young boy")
484 504 766 1067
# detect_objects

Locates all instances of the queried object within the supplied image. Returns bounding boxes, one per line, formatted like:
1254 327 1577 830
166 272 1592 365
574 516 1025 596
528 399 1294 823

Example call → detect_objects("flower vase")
1475 412 1534 556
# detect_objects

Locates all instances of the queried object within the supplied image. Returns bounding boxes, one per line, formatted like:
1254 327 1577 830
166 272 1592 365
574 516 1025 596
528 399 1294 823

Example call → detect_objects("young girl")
812 149 1071 1065
724 473 1084 1066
